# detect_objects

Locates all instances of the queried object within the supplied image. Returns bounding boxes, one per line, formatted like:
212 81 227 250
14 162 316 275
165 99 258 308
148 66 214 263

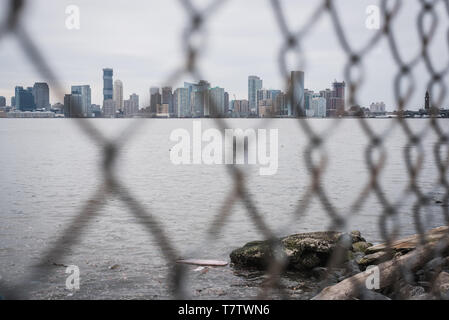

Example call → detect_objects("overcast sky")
0 0 448 110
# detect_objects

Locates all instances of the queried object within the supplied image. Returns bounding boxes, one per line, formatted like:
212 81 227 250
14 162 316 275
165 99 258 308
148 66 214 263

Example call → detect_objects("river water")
0 118 447 299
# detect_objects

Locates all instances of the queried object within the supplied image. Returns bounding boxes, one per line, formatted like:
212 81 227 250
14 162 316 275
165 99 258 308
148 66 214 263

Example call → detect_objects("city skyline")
1 0 448 110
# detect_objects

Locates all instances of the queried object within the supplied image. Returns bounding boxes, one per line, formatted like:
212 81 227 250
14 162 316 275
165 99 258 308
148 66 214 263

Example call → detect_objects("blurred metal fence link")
0 0 448 300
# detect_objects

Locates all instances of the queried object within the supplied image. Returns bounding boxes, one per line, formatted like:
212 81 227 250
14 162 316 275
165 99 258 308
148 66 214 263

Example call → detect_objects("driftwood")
313 227 449 300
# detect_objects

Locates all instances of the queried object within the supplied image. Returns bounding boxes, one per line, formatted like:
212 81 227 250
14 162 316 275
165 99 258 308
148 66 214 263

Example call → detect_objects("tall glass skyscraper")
248 75 262 114
103 68 113 101
71 85 92 117
289 71 305 117
32 82 50 110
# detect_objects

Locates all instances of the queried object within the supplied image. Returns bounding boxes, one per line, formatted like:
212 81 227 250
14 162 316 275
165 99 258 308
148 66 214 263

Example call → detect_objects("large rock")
230 231 365 271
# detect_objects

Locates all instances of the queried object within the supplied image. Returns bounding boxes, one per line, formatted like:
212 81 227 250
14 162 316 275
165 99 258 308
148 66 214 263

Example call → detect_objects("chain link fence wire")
0 0 449 300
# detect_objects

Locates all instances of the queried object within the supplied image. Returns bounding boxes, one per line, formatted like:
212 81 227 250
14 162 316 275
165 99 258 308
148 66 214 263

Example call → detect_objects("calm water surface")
0 118 447 299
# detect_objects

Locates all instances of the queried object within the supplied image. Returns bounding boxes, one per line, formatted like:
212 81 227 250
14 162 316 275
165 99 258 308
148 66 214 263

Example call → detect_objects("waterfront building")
103 68 113 110
248 76 262 113
15 86 35 111
289 71 305 117
32 82 50 110
71 85 92 117
113 80 124 112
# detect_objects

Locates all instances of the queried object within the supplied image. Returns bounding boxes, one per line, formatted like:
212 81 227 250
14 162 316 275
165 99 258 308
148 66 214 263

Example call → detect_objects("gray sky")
0 0 448 110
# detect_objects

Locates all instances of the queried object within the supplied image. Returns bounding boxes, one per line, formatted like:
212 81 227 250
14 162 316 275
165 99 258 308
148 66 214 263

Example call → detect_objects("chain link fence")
1 0 449 300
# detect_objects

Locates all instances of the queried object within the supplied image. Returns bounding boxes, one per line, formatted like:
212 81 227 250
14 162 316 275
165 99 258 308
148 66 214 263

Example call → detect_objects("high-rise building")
103 68 113 103
11 96 15 107
248 76 262 113
150 87 161 114
15 86 35 111
0 96 6 107
224 92 229 114
124 93 139 116
330 81 345 116
209 86 225 116
174 87 190 117
161 87 173 115
425 91 430 110
71 85 91 117
32 82 50 110
311 96 326 118
102 99 116 117
289 71 305 117
190 80 210 117
233 100 249 116
113 80 124 112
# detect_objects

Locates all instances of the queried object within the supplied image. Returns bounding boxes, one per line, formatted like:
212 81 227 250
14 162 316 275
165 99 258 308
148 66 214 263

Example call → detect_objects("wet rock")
398 282 426 299
352 241 372 253
434 271 449 299
356 251 390 268
230 231 364 271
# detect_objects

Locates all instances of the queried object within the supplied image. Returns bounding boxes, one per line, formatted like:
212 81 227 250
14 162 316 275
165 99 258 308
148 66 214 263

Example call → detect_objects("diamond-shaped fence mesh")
0 0 449 300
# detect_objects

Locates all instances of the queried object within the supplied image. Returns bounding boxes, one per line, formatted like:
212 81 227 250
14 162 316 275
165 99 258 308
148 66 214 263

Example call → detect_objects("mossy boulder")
230 231 367 271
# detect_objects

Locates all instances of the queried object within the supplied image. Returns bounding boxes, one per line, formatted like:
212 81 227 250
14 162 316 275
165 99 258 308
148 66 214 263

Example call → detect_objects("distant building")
425 91 430 111
289 71 305 117
11 96 15 107
113 80 124 112
174 87 190 117
71 85 92 117
329 81 345 116
370 102 386 114
64 93 83 117
103 68 113 107
33 82 50 110
190 80 210 117
310 96 326 118
209 86 225 116
102 99 116 117
161 87 173 116
15 86 35 111
123 93 139 116
233 99 249 116
248 76 262 113
0 96 6 107
150 87 161 114
7 111 55 118
224 92 230 114
258 99 273 117
157 103 169 117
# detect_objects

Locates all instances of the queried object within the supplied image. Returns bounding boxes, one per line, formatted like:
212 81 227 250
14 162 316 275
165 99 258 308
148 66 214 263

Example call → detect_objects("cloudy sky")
0 0 448 110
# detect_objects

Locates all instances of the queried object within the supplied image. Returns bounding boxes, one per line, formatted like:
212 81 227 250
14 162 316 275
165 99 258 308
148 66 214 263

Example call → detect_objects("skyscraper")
15 86 35 111
161 87 173 115
103 68 113 102
224 92 229 114
209 86 225 116
150 87 161 114
191 80 210 117
0 96 6 107
425 91 430 110
64 93 83 117
71 85 92 117
174 87 190 117
330 81 345 116
113 80 124 112
248 76 262 113
289 71 305 117
32 82 50 110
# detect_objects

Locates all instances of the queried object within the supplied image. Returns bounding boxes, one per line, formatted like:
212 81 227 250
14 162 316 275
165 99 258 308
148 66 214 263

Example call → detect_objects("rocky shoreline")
229 226 449 300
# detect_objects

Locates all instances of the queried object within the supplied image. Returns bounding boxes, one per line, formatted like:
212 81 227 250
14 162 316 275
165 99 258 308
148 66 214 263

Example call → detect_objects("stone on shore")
230 231 368 271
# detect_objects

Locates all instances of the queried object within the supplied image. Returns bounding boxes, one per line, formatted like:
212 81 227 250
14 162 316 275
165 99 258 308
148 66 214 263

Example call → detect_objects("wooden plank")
176 259 228 266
